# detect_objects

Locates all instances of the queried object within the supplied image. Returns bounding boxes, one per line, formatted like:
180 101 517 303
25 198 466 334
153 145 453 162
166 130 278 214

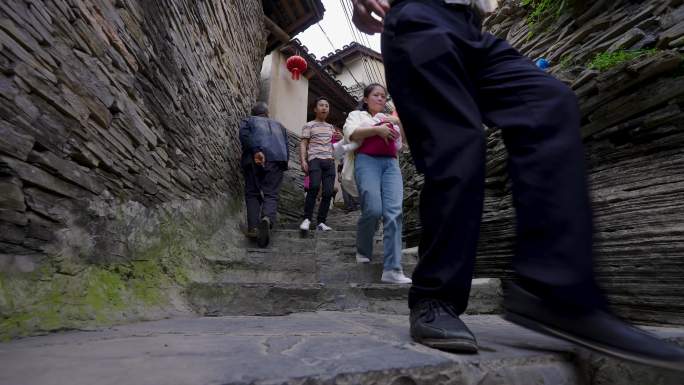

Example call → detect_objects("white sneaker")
317 223 333 231
299 218 311 231
355 253 370 263
381 270 412 284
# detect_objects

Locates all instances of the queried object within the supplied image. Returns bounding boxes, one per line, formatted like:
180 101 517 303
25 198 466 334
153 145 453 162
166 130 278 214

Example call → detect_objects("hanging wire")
317 22 337 52
317 22 365 92
341 0 384 86
353 4 386 85
340 0 381 86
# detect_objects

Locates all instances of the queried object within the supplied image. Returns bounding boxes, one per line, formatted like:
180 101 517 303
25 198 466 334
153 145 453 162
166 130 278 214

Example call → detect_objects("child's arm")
343 142 360 152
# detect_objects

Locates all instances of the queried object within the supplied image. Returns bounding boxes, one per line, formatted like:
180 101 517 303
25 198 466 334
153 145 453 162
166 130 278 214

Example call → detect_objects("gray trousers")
243 161 285 229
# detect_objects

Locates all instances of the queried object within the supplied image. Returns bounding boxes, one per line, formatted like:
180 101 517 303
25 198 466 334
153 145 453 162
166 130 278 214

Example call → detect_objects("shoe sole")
505 310 684 371
413 336 478 353
257 219 270 248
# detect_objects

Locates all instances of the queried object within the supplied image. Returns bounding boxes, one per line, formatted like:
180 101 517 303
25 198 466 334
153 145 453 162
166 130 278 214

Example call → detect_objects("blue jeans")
355 153 403 272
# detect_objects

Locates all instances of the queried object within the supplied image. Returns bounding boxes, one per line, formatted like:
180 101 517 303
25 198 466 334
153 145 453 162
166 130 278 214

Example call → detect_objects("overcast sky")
295 0 382 60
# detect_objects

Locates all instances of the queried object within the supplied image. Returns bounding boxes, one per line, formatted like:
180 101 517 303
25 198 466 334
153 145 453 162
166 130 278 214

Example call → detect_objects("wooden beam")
292 0 306 18
264 15 291 46
281 0 297 24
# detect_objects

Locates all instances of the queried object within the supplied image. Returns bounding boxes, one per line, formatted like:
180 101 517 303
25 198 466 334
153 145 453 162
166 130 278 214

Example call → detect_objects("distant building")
261 3 392 131
320 42 394 111
259 40 356 135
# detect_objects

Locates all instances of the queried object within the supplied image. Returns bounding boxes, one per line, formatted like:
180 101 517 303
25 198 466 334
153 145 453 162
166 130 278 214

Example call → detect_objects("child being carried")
333 113 402 159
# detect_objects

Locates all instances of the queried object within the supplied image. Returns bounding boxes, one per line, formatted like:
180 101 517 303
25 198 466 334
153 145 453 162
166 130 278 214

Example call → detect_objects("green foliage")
522 0 574 33
588 49 658 71
559 54 575 70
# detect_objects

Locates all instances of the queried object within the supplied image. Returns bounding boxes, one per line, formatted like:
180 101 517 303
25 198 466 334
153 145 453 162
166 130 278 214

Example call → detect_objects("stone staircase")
187 208 503 317
2 207 683 385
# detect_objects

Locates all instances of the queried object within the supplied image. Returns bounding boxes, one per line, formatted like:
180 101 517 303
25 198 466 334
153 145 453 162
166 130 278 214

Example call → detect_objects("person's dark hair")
312 96 330 111
357 83 386 111
251 102 268 117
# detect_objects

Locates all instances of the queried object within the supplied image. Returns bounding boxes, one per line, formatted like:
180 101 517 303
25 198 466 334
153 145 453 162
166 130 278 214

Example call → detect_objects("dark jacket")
239 115 289 168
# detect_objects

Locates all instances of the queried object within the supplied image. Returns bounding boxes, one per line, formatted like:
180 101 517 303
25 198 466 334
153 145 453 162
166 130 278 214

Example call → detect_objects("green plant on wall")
522 0 574 33
559 54 575 70
588 49 658 71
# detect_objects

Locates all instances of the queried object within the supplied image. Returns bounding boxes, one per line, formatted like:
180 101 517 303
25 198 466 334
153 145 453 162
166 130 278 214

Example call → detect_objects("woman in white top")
343 83 411 284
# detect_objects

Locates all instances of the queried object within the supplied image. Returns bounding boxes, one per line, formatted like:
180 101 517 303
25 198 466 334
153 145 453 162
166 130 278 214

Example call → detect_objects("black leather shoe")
410 299 478 353
257 217 270 248
504 281 684 371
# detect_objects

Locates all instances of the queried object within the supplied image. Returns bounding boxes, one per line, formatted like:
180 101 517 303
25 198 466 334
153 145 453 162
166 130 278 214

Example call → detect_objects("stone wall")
0 0 266 338
278 132 307 225
401 0 684 325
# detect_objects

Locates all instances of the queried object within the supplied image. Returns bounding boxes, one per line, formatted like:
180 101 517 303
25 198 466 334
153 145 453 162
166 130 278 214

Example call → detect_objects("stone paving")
3 209 683 384
1 312 683 385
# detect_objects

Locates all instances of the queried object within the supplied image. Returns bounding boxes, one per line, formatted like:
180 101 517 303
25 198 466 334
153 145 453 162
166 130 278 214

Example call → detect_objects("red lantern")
286 55 307 80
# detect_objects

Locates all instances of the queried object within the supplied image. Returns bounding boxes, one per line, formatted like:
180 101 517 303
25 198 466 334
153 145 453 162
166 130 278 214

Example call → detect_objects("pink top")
357 117 399 158
343 111 402 158
356 134 398 157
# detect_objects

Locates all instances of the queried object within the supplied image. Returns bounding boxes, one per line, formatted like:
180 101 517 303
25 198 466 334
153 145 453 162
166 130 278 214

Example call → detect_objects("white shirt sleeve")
343 111 368 143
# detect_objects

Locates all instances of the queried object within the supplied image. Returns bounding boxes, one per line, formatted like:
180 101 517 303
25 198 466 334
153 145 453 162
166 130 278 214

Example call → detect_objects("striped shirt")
302 120 334 161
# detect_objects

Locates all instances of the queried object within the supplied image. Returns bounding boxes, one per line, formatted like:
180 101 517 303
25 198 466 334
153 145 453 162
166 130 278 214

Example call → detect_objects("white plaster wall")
262 52 309 135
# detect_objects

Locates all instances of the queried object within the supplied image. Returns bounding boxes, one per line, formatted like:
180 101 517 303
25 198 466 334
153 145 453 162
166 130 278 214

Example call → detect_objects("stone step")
315 230 359 239
204 249 318 283
241 228 373 241
317 250 419 265
205 259 418 285
235 233 383 255
186 279 503 317
4 312 682 385
318 261 418 284
186 282 409 316
203 249 420 285
279 222 360 232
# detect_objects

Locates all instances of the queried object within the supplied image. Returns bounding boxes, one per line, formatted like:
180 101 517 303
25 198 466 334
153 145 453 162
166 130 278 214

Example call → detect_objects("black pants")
303 158 336 224
382 0 604 313
243 161 285 230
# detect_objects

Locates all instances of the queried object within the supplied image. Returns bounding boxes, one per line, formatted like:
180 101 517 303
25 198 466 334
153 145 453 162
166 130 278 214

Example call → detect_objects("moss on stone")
0 199 239 340
588 49 659 71
522 0 574 33
84 269 127 313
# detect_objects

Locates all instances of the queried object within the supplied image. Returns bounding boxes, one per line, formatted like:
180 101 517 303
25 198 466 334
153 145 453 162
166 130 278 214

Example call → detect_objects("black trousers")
303 158 336 224
382 0 605 313
243 161 285 230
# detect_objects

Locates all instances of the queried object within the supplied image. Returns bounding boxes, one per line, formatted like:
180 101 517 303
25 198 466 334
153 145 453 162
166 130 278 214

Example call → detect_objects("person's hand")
301 161 309 175
352 0 390 35
375 122 398 144
385 115 401 125
254 152 265 166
